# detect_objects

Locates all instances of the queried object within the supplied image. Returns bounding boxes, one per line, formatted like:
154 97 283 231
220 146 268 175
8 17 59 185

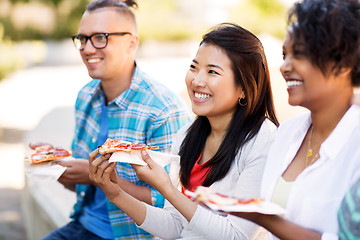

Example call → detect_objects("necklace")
306 125 321 167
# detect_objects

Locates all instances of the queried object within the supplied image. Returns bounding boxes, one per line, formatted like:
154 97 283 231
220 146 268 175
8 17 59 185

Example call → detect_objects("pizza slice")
98 138 159 155
26 142 72 164
186 187 286 215
192 186 264 206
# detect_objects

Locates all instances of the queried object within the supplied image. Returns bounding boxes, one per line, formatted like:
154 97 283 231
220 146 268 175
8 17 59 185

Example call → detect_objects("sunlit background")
0 0 305 239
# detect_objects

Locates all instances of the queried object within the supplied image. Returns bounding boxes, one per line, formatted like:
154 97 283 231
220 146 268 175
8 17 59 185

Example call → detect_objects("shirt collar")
320 105 360 160
281 111 311 170
87 79 102 98
88 64 143 109
86 80 105 115
110 64 142 109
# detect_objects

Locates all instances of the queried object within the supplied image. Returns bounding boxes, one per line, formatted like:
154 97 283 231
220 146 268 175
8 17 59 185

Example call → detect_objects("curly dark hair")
179 23 279 188
288 0 360 86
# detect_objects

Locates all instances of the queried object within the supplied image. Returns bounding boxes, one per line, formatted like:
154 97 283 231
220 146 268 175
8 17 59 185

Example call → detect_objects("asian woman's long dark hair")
179 23 279 189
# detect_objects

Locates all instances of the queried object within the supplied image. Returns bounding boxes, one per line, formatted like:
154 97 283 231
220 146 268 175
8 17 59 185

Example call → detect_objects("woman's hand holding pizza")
131 150 173 194
89 148 122 202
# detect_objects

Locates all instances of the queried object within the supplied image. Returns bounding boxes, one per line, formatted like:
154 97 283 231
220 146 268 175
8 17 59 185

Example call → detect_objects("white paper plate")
109 150 180 168
186 187 286 215
25 156 74 181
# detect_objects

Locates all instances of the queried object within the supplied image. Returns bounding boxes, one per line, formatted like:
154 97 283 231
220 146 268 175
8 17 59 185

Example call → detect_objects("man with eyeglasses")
42 1 192 240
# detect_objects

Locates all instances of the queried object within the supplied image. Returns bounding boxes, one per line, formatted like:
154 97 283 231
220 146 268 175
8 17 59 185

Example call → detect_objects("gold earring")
239 97 247 106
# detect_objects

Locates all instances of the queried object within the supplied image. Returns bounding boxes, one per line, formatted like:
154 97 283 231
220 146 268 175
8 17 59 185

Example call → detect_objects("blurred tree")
229 0 287 39
50 0 89 39
0 23 24 81
44 0 63 7
9 0 30 3
9 0 62 5
252 0 285 15
137 0 196 42
1 0 88 41
1 0 287 41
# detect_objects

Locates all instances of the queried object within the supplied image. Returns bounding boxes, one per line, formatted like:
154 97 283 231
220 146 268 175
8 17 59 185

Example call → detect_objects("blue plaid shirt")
71 66 192 239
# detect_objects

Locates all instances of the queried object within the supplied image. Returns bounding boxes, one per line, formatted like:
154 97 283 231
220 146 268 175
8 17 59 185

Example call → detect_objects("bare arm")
229 212 322 240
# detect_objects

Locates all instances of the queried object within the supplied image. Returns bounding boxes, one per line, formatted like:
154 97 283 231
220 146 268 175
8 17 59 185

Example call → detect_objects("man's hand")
53 159 91 191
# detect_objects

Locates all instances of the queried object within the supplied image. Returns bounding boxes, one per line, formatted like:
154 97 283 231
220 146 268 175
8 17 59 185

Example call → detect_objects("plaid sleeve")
146 106 192 207
338 178 360 239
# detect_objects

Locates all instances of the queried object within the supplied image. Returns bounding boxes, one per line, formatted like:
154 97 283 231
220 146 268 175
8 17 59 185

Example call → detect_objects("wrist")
107 186 125 204
161 183 179 200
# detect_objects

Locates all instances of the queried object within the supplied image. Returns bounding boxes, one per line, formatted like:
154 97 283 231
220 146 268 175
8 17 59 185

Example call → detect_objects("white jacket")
140 119 277 239
261 105 360 240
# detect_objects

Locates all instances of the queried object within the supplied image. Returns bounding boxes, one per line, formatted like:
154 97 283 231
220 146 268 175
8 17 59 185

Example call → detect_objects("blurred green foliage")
0 0 288 81
0 0 88 81
229 0 287 39
0 24 24 81
1 0 88 41
137 0 197 42
0 0 287 42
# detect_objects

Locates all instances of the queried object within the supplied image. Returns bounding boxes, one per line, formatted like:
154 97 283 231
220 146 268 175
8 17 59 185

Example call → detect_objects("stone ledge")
21 179 76 240
21 106 75 240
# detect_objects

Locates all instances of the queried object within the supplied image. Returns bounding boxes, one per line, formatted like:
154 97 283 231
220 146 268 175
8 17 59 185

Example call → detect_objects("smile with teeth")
194 92 210 100
88 58 101 64
286 80 303 88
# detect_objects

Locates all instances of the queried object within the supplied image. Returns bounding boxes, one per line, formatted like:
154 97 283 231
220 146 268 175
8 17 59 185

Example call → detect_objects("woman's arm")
89 148 153 204
132 150 198 221
135 120 278 239
89 149 191 239
88 149 147 225
136 149 259 239
229 212 322 240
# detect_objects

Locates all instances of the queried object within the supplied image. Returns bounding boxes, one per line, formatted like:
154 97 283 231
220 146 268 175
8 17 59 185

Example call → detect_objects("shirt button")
80 191 85 197
92 137 96 143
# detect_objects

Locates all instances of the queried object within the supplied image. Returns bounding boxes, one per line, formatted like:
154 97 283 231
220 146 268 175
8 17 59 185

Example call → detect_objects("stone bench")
21 106 76 240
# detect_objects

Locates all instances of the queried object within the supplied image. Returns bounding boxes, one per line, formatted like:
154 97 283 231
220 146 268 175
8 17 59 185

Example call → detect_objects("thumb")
141 149 156 167
109 162 118 182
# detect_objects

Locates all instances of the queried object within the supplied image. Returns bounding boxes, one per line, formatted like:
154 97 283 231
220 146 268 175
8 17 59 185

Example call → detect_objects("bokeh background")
0 0 306 239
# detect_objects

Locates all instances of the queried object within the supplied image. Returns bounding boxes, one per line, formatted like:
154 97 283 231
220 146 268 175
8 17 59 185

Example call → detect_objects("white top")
139 119 277 239
271 177 294 210
261 105 360 240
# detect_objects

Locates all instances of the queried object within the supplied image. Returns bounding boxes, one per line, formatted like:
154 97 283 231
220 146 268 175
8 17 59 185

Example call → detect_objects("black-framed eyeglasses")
72 32 132 50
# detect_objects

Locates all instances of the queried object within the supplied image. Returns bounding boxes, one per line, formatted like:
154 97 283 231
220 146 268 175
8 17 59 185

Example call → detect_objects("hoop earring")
239 97 247 106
